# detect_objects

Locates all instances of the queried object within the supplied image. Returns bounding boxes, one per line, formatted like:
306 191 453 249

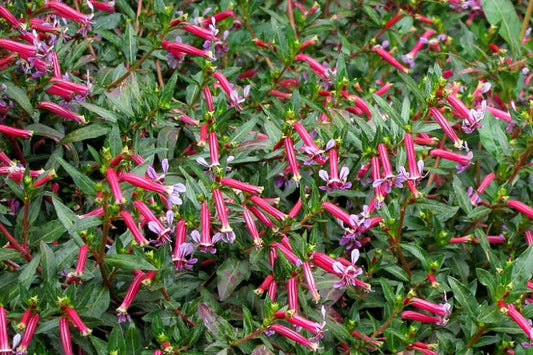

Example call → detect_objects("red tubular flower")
242 207 263 248
0 39 36 58
106 168 125 204
202 10 235 27
33 170 56 188
18 309 32 331
404 133 423 181
321 202 353 226
182 23 218 41
162 40 215 61
299 35 318 50
249 196 287 221
38 101 86 124
268 280 277 301
120 210 150 246
373 46 408 72
67 244 89 284
446 94 473 123
341 91 371 117
429 107 464 149
89 0 115 13
59 317 73 355
213 71 245 109
247 206 276 229
485 106 512 123
302 261 320 303
404 297 451 318
45 1 91 23
50 78 90 96
288 198 302 219
203 86 214 112
375 82 393 96
0 307 9 353
272 242 302 266
255 275 274 295
192 201 219 253
119 172 186 206
17 313 40 352
213 188 235 243
220 178 263 195
470 172 495 205
116 271 145 322
525 230 533 246
507 199 533 219
46 85 75 100
287 277 299 312
400 310 443 325
63 307 92 336
208 132 220 167
430 149 472 171
408 30 436 58
409 342 439 355
284 136 301 182
198 123 208 146
294 53 330 80
0 4 18 27
506 304 533 343
268 323 318 351
0 124 33 139
378 144 393 178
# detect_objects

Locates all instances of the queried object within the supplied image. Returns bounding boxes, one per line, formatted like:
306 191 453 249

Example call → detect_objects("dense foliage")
0 0 533 354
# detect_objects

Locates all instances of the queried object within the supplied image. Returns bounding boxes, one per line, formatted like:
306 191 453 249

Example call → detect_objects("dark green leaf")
481 0 521 55
453 175 472 214
18 254 41 289
511 244 533 289
478 113 510 160
216 258 251 301
60 123 111 144
108 324 126 354
79 101 119 123
1 81 33 115
105 254 157 271
40 242 58 285
126 322 142 354
56 156 96 195
159 71 178 109
448 276 479 317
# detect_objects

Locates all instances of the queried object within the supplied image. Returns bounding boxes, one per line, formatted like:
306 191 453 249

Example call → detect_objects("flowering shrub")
1 0 533 354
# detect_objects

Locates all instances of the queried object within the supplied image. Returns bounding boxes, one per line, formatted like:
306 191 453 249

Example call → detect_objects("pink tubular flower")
119 172 186 207
284 136 301 183
116 271 145 322
268 323 318 351
220 177 263 195
401 310 444 325
294 53 331 80
182 23 218 42
162 40 215 61
293 122 328 165
268 280 277 301
375 82 393 96
59 317 73 355
247 206 276 229
213 71 247 109
404 297 451 318
525 231 533 246
173 219 197 271
272 242 302 266
404 133 424 182
50 78 90 96
507 199 533 219
0 124 33 139
66 245 89 284
106 168 125 204
0 306 9 353
45 1 91 22
63 307 92 336
408 342 439 355
321 202 352 226
212 188 235 243
202 10 234 27
302 261 320 303
0 39 36 58
287 277 299 312
341 91 371 117
242 207 263 248
430 148 473 172
289 198 302 219
373 144 407 193
249 196 287 221
373 46 408 73
208 132 220 167
402 29 436 67
203 86 214 112
192 201 219 254
120 210 149 246
485 106 512 123
332 249 363 289
88 0 115 12
429 107 465 149
17 313 39 353
469 172 495 205
505 304 533 343
38 101 86 124
255 275 274 295
319 149 351 192
0 5 18 27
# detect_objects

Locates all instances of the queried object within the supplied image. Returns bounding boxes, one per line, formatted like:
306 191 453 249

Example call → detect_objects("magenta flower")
268 323 318 351
319 149 351 192
116 271 145 323
59 317 73 355
191 201 221 253
372 144 407 193
332 249 363 289
212 188 235 243
430 148 473 173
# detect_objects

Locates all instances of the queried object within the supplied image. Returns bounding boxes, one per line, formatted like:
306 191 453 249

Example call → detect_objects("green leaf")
26 123 64 142
56 156 96 195
52 197 83 245
30 220 65 245
124 23 138 64
18 254 41 289
476 268 497 300
478 113 511 160
126 322 142 354
79 101 120 123
157 126 180 161
448 276 479 317
80 285 110 318
481 0 521 55
453 175 472 214
60 123 111 144
511 244 533 289
0 81 33 115
229 117 258 144
90 336 109 355
105 254 157 271
0 248 23 261
216 258 251 301
108 324 126 354
40 242 58 285
159 71 178 109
